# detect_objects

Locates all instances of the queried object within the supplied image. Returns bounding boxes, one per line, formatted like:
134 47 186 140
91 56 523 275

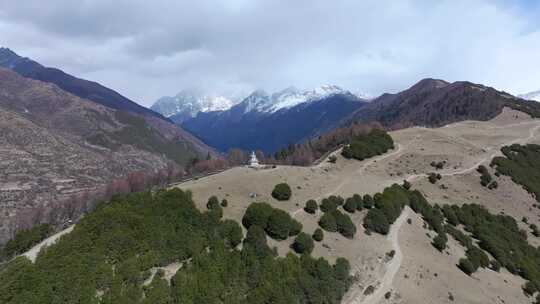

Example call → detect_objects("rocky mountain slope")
182 87 367 153
0 68 210 245
0 47 214 155
0 47 162 120
346 78 540 129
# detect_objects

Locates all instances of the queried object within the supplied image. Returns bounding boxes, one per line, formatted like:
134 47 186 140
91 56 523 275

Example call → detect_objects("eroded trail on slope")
342 207 410 304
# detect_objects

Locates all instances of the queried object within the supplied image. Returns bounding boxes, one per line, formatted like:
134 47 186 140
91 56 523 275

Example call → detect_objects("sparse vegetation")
304 199 318 214
313 228 324 242
342 129 394 161
428 172 441 184
271 182 292 201
477 165 496 188
430 161 445 170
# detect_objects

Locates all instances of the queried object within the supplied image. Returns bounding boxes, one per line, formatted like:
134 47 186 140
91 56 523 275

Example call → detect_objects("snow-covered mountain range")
519 90 540 102
151 85 357 122
150 89 235 123
238 85 347 114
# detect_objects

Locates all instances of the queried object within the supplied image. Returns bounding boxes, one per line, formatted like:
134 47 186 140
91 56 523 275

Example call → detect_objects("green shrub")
207 195 220 209
304 199 318 214
320 198 338 213
219 220 243 248
319 212 338 232
271 183 292 201
244 225 272 258
242 202 274 229
220 199 228 207
313 228 324 242
343 197 357 213
341 129 394 161
432 233 448 252
466 246 489 269
363 209 389 234
363 194 374 209
334 210 357 238
458 258 477 275
265 209 294 240
353 194 364 211
289 219 303 236
292 232 314 254
491 144 540 202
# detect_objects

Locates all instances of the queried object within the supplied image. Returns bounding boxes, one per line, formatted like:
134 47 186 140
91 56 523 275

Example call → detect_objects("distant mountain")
151 89 235 123
345 78 540 129
0 67 216 245
0 47 214 157
0 47 164 120
182 86 367 153
519 90 540 102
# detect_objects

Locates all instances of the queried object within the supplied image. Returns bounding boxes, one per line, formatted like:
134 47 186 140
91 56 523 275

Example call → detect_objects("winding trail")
21 225 74 263
290 144 403 218
343 207 410 304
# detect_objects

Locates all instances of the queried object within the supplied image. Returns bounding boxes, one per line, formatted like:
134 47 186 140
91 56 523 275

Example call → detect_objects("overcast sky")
1 0 540 106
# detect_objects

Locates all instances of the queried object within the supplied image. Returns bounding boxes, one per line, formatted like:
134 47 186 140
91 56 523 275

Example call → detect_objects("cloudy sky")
1 0 540 106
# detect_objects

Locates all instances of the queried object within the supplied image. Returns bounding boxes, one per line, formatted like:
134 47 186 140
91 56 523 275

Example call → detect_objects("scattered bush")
313 228 324 242
431 161 445 170
220 199 228 207
363 208 390 234
292 232 314 254
304 199 318 214
353 194 364 211
403 180 411 190
432 233 448 252
458 258 476 275
271 183 292 201
289 219 303 237
428 172 441 184
320 198 338 213
343 197 357 213
328 155 337 163
319 212 338 232
334 210 357 238
207 195 220 209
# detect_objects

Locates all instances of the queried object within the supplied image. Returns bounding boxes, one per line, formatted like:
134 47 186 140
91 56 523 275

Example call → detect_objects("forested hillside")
0 189 352 304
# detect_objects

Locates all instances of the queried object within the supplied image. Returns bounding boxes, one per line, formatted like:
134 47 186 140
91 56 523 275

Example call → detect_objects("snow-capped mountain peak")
150 89 235 122
266 84 346 113
519 90 540 102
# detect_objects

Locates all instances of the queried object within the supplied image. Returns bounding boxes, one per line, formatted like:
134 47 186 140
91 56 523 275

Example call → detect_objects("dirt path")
343 207 411 304
290 144 403 218
22 225 74 263
404 122 540 183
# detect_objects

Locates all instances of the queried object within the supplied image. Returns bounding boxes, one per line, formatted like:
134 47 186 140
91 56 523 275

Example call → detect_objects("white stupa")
249 151 260 168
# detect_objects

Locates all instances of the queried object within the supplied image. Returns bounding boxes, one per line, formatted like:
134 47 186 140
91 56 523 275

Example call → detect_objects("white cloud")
0 0 539 105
